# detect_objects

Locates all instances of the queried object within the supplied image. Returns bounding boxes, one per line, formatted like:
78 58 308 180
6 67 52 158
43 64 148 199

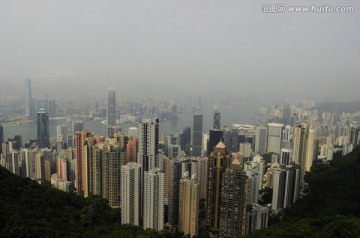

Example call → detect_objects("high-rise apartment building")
194 156 208 199
37 109 50 149
143 169 164 231
272 165 300 211
219 159 248 237
247 204 269 233
75 131 91 195
179 174 200 237
255 126 267 155
266 123 284 154
121 162 141 226
107 87 116 137
280 148 293 165
206 141 232 234
167 159 181 227
293 123 310 190
138 118 159 173
192 114 203 157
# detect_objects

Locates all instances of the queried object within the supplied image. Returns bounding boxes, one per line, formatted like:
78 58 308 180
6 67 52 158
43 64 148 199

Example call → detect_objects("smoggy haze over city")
0 0 359 100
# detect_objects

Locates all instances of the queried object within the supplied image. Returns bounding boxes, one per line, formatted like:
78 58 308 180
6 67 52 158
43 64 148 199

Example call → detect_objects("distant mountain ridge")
316 101 360 113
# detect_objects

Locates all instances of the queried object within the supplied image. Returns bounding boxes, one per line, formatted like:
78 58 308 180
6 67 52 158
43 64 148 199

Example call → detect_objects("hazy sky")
0 0 359 100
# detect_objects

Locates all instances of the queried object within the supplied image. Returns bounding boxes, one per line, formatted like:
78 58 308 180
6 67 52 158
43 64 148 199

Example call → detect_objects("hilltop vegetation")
0 167 176 238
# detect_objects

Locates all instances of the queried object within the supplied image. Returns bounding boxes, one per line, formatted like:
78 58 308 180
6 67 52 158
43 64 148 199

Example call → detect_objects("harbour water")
3 101 263 144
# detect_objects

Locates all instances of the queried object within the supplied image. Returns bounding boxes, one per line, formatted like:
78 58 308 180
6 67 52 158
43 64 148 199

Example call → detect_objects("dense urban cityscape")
1 1 359 237
0 79 359 237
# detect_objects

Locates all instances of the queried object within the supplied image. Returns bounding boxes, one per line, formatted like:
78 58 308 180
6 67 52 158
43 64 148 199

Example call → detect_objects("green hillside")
0 168 169 238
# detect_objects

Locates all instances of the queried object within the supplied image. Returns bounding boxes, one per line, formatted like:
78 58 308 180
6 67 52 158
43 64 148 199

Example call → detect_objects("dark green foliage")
261 152 277 165
258 187 272 205
247 146 360 237
0 167 187 237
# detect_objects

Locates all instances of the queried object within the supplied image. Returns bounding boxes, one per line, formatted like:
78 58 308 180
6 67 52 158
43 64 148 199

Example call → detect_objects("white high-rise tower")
143 168 164 231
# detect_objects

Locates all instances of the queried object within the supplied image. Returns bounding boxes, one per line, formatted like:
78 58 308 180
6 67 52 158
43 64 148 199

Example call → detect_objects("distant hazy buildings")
24 79 35 118
267 123 284 154
127 127 139 138
213 110 221 130
107 87 116 137
255 126 267 155
192 114 203 157
0 124 3 155
37 109 50 149
180 126 191 155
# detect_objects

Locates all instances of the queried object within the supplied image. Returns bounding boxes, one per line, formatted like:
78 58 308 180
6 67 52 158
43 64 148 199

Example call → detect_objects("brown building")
179 175 199 237
205 141 232 235
126 137 138 164
75 131 91 195
219 159 248 237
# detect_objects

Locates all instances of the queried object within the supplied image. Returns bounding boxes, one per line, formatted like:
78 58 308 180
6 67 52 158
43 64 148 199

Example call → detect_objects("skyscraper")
194 156 208 199
192 114 203 157
272 165 300 211
213 110 221 130
167 159 181 227
255 125 267 155
37 109 50 148
293 123 310 190
207 129 224 155
179 174 200 237
280 148 293 165
121 162 141 226
107 87 116 137
219 159 248 237
350 125 359 147
138 118 159 219
206 141 232 235
138 118 159 173
0 124 3 155
266 123 284 154
75 131 91 195
24 79 35 118
143 169 165 231
180 126 191 155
